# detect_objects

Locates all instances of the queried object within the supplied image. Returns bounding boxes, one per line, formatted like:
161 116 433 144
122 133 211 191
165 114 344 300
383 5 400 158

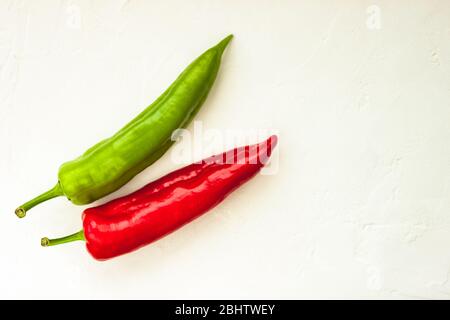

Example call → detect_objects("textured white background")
1 0 449 299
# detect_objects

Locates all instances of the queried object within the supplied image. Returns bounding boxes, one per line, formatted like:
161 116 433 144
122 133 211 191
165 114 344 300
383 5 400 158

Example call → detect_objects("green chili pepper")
15 34 233 218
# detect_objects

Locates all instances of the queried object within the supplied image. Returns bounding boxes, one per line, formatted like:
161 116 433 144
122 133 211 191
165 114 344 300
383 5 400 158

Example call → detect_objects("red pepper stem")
41 230 85 247
15 183 63 218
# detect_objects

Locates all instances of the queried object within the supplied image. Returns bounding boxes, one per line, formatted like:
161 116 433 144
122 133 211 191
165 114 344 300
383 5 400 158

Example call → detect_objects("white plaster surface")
1 0 449 299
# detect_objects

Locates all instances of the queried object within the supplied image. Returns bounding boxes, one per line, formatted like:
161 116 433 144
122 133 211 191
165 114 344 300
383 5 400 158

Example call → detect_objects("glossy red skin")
82 135 278 260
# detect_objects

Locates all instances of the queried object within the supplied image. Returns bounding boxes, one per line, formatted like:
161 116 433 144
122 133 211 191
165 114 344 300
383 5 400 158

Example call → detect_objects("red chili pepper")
41 135 278 260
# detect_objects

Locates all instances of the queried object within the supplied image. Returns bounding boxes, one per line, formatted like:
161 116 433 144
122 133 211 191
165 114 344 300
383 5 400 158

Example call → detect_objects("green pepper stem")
15 183 63 218
41 230 85 247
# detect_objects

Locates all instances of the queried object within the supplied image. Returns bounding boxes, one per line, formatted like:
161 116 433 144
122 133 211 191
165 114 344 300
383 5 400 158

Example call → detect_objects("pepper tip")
268 134 278 149
15 207 26 218
41 237 50 247
215 34 234 54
